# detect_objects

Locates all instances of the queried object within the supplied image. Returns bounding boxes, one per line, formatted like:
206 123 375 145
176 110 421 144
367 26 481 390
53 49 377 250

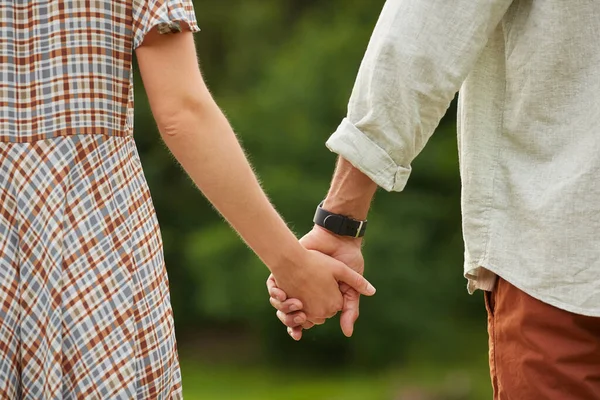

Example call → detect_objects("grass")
180 358 493 400
180 361 390 400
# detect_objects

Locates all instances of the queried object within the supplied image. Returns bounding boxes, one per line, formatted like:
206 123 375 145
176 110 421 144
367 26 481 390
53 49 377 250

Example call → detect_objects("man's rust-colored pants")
485 277 600 399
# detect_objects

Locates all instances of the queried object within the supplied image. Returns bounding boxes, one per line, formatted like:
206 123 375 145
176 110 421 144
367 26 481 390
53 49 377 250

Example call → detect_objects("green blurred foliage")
180 358 493 400
133 0 488 372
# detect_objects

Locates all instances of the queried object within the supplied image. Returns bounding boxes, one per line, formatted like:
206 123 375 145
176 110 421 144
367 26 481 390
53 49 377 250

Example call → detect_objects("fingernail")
367 283 376 295
294 316 304 324
289 305 298 312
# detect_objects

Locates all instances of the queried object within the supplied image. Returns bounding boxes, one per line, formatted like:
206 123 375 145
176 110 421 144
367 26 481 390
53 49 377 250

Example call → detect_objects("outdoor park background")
133 1 492 399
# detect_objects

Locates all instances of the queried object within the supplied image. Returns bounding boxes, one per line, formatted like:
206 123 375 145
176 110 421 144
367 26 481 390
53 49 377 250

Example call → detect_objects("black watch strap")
313 202 367 238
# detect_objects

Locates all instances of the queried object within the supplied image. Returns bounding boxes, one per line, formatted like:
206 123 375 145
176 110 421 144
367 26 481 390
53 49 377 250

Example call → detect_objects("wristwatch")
313 201 367 238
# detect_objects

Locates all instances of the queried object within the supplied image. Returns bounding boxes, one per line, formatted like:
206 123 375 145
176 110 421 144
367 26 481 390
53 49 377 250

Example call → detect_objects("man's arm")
269 0 514 338
268 157 376 340
327 0 513 193
323 158 378 220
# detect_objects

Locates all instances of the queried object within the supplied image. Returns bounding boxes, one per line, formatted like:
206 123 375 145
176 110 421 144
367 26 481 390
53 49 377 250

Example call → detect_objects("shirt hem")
465 260 600 317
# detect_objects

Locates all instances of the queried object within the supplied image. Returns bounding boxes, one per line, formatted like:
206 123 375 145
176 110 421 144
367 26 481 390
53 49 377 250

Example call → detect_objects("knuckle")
330 300 343 314
285 315 296 326
354 275 364 290
297 311 308 321
284 301 297 313
314 307 326 319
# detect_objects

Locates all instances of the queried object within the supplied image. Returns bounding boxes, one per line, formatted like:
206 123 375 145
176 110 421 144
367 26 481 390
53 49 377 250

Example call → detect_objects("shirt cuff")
325 118 412 192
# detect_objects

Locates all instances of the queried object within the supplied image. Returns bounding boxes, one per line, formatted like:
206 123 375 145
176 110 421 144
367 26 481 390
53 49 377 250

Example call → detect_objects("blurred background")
133 1 491 399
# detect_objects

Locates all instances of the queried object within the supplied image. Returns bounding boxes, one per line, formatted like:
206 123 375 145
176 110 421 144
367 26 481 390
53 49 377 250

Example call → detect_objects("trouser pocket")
484 288 496 317
484 281 499 399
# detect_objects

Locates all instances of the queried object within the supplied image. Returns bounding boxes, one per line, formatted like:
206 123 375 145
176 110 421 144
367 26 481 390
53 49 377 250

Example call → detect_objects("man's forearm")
322 157 377 221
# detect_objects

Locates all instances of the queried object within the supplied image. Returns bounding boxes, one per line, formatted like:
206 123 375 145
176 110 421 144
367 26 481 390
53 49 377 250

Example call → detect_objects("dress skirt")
0 134 182 399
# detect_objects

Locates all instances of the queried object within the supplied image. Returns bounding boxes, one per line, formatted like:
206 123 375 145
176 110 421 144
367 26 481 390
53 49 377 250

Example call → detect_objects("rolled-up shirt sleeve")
326 0 513 192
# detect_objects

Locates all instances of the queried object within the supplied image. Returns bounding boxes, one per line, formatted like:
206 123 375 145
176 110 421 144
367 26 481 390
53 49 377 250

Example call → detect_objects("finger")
269 297 304 313
266 275 287 302
269 287 288 303
309 317 327 326
339 287 361 337
287 327 303 341
277 310 307 327
335 266 376 296
302 321 315 330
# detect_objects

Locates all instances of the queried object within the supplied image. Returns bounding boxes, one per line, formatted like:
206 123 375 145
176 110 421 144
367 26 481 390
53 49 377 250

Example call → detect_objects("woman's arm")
135 29 375 319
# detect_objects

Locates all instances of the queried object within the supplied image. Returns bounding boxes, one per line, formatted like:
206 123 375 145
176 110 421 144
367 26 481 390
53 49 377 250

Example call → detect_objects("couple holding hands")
2 0 600 398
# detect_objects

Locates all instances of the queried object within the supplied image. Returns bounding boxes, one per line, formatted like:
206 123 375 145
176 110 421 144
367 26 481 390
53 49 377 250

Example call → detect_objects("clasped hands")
267 226 372 340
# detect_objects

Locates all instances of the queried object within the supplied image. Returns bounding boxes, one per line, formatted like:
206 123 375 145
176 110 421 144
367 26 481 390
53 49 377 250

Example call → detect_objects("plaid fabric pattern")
0 0 200 143
0 0 199 398
0 136 182 399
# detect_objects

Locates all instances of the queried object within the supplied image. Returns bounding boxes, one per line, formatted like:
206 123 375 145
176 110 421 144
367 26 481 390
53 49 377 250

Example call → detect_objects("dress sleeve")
132 0 200 49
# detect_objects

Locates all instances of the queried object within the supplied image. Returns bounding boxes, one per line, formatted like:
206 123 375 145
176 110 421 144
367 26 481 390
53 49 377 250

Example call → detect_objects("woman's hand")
268 226 367 340
269 245 375 323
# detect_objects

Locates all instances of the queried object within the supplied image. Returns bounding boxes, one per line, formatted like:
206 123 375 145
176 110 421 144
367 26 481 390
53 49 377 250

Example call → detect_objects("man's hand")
267 225 365 340
268 157 377 340
270 243 374 324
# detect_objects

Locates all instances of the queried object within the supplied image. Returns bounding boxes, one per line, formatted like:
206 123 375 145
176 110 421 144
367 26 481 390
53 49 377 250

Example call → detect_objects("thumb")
335 265 376 296
339 285 360 337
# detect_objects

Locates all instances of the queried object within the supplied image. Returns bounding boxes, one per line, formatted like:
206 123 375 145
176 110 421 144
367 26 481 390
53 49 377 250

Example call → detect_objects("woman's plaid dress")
0 1 199 398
